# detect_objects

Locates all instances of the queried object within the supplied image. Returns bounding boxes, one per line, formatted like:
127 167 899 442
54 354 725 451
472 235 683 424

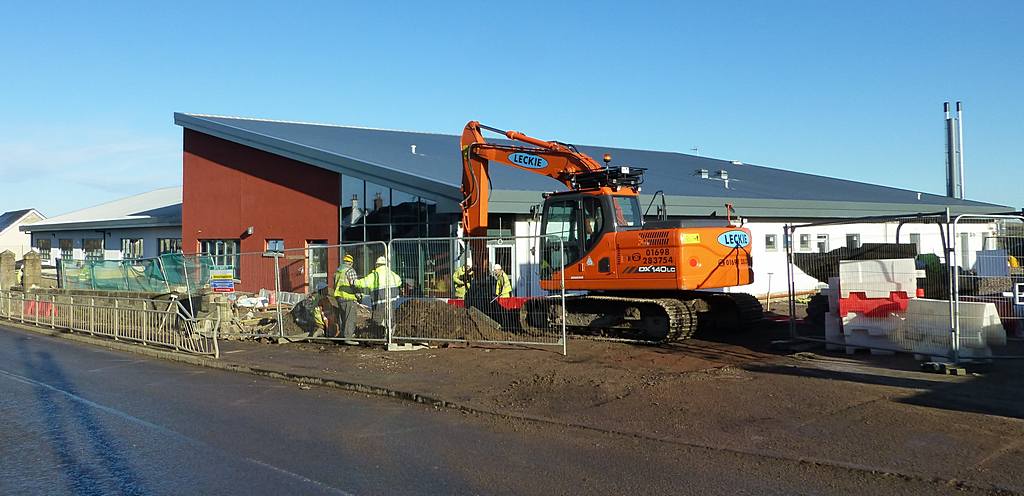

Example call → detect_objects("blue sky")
1 0 1020 216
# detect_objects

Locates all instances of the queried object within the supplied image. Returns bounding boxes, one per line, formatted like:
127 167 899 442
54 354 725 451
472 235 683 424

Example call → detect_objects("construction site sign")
210 266 235 293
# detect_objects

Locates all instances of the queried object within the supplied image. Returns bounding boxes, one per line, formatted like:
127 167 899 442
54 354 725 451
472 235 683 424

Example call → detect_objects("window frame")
158 238 183 255
83 238 104 262
35 239 52 261
121 238 144 260
199 239 241 278
265 239 285 253
765 234 778 252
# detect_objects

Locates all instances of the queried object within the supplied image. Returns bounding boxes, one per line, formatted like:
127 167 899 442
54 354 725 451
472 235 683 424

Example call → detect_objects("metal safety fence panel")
0 290 219 357
952 214 1024 360
59 253 214 295
785 213 961 358
387 235 567 353
223 242 389 342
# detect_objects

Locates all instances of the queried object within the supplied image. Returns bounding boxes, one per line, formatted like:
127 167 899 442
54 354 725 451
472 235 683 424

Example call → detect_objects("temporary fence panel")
224 242 390 342
388 235 566 351
952 214 1024 360
787 214 963 358
59 253 214 294
0 291 219 357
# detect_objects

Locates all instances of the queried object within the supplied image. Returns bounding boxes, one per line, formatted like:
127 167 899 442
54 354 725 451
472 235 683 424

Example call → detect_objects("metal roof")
175 113 1008 218
0 209 40 234
22 187 181 232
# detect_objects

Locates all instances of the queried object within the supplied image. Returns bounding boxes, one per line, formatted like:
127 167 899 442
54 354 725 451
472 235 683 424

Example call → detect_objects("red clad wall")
182 129 339 293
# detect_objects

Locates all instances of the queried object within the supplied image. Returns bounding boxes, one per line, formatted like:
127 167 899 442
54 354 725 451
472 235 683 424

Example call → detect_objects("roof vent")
718 170 729 181
697 169 709 179
731 160 743 165
410 144 417 155
917 192 922 200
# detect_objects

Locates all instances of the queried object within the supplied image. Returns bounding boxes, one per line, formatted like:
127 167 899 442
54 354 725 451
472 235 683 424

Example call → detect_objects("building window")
199 239 240 278
909 233 921 254
59 239 73 260
266 239 285 253
799 233 811 251
83 239 104 262
765 234 778 252
121 238 144 260
158 238 183 255
35 239 52 261
815 234 830 253
846 233 861 249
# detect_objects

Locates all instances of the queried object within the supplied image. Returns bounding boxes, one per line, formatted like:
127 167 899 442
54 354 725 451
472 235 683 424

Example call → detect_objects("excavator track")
520 295 698 343
519 292 762 343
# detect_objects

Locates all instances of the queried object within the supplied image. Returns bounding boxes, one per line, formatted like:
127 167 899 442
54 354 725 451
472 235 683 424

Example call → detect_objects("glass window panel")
59 239 73 260
158 238 182 254
121 238 144 259
83 239 104 261
36 239 52 261
341 175 365 228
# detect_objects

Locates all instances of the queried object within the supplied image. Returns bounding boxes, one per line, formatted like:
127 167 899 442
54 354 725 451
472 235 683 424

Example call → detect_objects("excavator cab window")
541 199 582 270
541 195 612 274
612 196 643 229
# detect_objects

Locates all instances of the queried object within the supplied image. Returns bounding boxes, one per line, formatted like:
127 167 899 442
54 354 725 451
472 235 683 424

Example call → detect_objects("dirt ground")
392 299 505 341
213 317 1024 491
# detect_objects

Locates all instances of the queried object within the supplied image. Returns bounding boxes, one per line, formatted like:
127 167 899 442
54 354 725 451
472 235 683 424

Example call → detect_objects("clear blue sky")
1 0 1020 216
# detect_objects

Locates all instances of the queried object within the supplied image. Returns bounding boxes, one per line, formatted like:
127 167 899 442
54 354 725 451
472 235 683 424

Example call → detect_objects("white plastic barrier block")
824 311 844 351
839 259 923 298
901 298 1005 359
843 312 908 353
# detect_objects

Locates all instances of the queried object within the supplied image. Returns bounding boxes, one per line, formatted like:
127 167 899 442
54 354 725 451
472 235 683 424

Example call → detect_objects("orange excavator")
460 121 762 341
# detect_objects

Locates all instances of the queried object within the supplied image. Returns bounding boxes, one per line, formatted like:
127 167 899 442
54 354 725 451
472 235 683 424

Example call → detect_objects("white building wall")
737 220 996 297
0 211 44 258
29 226 182 263
506 216 997 299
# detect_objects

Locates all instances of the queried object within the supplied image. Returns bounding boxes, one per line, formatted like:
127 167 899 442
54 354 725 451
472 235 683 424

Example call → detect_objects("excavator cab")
539 192 642 274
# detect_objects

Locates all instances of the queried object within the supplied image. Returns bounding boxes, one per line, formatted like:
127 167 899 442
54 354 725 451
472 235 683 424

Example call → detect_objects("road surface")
0 324 1007 495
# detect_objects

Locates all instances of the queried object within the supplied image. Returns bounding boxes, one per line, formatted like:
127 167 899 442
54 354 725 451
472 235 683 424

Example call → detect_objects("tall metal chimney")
956 101 965 199
944 102 960 198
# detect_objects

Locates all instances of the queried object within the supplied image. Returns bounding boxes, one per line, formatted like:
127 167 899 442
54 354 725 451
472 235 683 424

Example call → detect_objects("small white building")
0 209 46 258
22 187 182 264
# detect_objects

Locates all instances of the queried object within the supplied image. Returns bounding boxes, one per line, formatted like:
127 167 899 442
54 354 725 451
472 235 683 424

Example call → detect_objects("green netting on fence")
59 254 214 293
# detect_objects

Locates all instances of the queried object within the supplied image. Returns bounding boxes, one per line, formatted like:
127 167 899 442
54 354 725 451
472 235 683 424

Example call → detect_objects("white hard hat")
375 256 387 266
493 263 502 271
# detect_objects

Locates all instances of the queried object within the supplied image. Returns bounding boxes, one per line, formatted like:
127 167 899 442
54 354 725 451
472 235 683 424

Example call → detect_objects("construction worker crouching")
331 253 362 345
356 255 403 327
453 262 469 298
493 263 512 298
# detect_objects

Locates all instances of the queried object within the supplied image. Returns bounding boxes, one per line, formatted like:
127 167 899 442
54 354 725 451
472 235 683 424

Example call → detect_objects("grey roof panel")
0 209 34 233
175 114 1008 216
23 187 181 232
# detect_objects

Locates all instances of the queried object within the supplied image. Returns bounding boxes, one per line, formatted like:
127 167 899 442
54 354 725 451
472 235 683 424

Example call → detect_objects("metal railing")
0 290 219 357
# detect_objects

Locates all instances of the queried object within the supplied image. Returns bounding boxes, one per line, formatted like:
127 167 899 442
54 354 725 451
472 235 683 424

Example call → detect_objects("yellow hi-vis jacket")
453 265 468 298
494 271 512 298
333 264 360 301
356 265 402 304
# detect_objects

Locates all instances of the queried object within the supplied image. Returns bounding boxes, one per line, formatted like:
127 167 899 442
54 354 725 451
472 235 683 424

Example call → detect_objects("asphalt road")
0 324 1010 496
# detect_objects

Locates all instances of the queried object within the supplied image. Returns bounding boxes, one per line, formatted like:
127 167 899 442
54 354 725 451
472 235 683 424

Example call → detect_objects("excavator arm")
460 120 642 237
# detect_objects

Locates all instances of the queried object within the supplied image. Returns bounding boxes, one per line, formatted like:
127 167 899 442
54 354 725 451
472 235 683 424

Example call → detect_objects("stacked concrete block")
22 251 41 289
838 258 923 298
0 251 14 290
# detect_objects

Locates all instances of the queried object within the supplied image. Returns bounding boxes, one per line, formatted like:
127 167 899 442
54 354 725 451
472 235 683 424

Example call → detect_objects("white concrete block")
839 258 919 298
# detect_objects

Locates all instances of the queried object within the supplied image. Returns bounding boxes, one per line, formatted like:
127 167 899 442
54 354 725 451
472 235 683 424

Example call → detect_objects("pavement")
3 319 1024 494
